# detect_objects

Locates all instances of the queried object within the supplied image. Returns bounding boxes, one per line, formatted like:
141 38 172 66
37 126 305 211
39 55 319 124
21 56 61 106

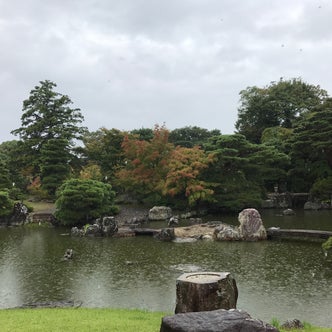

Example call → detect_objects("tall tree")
204 134 289 211
130 127 154 141
116 125 215 206
0 156 11 190
162 146 216 206
0 141 27 197
261 126 293 153
116 125 172 203
40 138 71 196
81 128 125 182
288 98 332 193
0 191 14 218
12 80 86 147
169 126 221 148
11 80 86 194
236 78 328 143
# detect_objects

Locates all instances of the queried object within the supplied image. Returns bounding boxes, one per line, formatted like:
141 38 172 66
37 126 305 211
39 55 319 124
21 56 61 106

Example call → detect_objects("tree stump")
175 272 238 314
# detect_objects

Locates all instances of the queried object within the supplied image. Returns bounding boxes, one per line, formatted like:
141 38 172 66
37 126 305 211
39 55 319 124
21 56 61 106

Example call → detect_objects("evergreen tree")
40 138 71 196
11 80 86 195
0 157 11 190
0 191 14 218
288 98 332 193
204 134 289 211
81 128 125 182
169 126 221 148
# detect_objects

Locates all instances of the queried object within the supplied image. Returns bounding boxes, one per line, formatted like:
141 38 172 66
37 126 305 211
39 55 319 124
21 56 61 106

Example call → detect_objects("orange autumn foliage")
116 125 216 205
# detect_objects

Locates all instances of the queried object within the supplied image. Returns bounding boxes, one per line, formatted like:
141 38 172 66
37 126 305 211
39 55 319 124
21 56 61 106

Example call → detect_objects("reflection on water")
0 210 332 328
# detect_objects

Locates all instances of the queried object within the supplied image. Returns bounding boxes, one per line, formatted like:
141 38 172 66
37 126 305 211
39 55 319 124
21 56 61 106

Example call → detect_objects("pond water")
0 209 332 328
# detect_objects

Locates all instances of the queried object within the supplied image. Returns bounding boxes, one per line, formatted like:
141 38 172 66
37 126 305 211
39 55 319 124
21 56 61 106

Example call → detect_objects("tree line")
0 78 331 225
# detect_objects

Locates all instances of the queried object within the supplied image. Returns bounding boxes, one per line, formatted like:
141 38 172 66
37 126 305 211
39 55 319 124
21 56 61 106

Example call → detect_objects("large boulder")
238 208 267 241
160 309 279 332
149 206 172 220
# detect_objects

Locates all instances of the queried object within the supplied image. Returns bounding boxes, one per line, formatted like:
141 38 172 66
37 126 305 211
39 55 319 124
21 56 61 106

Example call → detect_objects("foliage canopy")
1 77 332 211
116 125 215 206
236 78 328 143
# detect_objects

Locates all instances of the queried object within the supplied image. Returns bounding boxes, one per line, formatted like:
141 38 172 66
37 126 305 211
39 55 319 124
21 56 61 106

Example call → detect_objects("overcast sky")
1 0 332 143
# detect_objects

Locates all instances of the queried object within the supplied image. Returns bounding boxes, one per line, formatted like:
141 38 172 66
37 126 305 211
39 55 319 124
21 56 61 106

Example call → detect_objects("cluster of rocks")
0 202 29 226
71 216 118 237
214 208 267 241
304 201 331 210
68 206 270 242
99 206 268 243
148 206 268 242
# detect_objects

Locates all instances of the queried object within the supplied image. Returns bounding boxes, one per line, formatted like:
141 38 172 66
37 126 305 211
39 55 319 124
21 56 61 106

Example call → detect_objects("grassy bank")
0 308 331 332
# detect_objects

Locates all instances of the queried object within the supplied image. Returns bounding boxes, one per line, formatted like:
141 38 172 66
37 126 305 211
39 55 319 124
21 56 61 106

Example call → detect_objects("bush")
311 176 332 201
55 178 117 226
0 191 14 218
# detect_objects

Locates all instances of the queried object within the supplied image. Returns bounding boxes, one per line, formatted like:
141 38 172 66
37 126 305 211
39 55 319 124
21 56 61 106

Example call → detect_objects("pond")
0 209 332 328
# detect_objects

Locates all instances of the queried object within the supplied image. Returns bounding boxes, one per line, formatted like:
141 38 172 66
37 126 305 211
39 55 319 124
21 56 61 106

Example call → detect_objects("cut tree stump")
175 272 238 313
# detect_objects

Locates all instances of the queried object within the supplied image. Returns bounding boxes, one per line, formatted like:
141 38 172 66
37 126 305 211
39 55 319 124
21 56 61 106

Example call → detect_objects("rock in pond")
71 216 118 237
154 228 175 241
283 208 295 216
238 208 267 241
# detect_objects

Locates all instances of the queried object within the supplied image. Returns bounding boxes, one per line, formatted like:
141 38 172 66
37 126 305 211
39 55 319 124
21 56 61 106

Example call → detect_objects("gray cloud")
1 0 331 142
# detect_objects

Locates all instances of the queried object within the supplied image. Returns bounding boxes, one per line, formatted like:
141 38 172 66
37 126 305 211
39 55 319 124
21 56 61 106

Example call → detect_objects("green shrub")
55 178 117 226
0 191 14 218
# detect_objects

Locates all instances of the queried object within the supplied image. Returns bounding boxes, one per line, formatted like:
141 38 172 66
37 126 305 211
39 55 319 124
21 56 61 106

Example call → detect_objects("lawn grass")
1 308 331 332
23 199 55 214
0 308 166 332
271 318 332 332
